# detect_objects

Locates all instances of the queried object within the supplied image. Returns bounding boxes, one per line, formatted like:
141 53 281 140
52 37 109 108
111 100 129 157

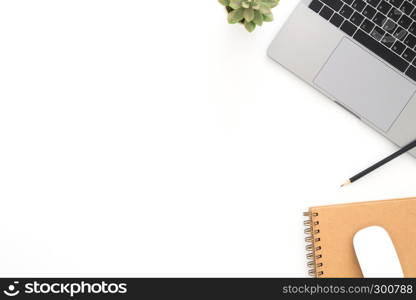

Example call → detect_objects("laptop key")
371 26 386 40
330 13 345 27
363 5 377 19
373 13 388 27
403 47 416 62
361 19 376 33
354 29 409 72
377 1 392 14
392 40 406 55
341 20 358 35
320 6 334 20
404 33 416 47
351 12 365 26
309 0 324 13
399 14 412 28
400 1 415 15
381 33 396 47
405 65 416 81
394 26 408 40
383 19 397 33
353 0 367 12
388 7 403 21
340 5 354 18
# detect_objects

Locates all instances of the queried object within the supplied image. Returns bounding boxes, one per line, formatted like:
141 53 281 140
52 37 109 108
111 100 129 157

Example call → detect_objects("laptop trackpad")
314 38 416 132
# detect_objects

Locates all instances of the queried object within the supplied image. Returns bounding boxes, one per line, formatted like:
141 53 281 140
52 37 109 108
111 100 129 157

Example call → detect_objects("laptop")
268 0 416 156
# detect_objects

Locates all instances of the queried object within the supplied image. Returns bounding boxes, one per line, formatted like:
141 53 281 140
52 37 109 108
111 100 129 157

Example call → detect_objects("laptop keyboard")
309 0 416 82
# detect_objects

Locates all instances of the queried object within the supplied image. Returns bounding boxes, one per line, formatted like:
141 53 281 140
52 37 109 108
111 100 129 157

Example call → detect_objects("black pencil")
341 139 416 187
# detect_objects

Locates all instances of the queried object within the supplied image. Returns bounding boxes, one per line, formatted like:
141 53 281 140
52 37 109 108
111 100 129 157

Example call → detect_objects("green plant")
219 0 280 32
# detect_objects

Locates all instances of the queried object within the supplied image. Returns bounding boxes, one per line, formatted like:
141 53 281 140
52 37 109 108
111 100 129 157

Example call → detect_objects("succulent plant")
219 0 280 32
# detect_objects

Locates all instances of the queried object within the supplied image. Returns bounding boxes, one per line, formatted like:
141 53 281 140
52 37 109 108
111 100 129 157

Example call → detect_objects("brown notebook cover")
304 197 416 278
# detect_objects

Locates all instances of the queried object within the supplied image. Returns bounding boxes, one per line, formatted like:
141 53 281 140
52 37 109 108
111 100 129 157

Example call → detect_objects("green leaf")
261 0 279 8
229 0 242 9
242 1 250 8
262 13 273 22
218 0 230 6
244 21 256 32
228 8 244 24
253 10 263 26
259 4 271 15
244 8 255 22
271 0 280 8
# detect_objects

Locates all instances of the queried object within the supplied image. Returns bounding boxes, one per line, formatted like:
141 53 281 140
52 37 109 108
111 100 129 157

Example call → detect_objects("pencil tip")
341 180 352 187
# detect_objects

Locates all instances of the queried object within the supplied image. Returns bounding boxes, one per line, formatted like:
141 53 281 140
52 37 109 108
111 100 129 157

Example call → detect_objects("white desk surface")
0 0 415 277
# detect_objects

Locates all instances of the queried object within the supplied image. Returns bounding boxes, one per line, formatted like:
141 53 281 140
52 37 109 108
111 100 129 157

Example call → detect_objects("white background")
0 0 415 277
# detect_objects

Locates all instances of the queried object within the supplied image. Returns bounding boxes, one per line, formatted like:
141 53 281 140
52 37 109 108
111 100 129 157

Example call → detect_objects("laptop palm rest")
314 38 416 132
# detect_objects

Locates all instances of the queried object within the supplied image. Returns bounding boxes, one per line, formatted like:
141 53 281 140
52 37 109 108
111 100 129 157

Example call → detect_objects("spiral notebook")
304 197 416 278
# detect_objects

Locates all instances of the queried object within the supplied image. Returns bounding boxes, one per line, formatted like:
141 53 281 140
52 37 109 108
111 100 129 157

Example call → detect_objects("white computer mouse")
353 226 404 278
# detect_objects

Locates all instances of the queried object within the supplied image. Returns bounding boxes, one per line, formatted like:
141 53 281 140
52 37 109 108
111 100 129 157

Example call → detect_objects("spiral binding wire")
303 211 323 277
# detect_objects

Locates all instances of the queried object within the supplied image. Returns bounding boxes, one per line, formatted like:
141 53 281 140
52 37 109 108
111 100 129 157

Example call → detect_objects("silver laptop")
268 0 416 156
